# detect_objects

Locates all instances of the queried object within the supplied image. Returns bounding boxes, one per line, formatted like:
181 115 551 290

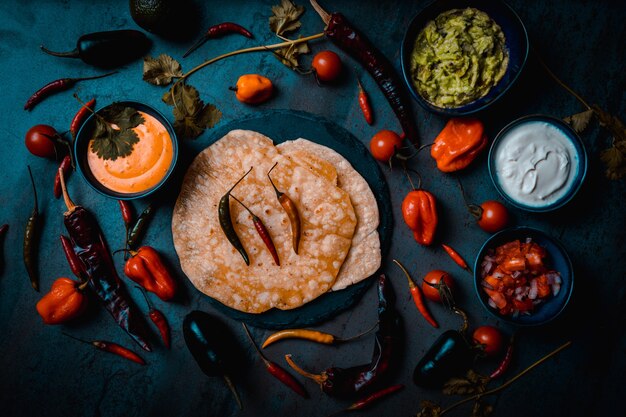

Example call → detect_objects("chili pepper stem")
440 341 572 416
241 323 269 363
113 248 138 257
58 167 76 213
403 168 422 191
223 375 243 410
310 0 331 24
267 162 283 199
61 332 92 346
183 35 210 58
284 354 326 385
335 321 379 343
230 195 256 218
453 307 469 334
136 285 154 309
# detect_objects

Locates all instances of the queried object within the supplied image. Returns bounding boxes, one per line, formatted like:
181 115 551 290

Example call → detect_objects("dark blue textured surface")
0 1 625 417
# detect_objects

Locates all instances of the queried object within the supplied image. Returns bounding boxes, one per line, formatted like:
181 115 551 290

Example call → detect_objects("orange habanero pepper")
430 118 488 172
402 190 438 246
233 74 274 104
124 246 177 301
36 277 89 324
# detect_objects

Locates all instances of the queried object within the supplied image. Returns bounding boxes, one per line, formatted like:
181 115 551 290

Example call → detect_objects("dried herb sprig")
416 341 572 417
539 56 626 180
269 0 311 71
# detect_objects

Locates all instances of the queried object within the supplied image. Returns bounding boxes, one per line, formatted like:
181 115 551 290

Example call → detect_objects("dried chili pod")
24 166 40 291
63 333 145 365
268 163 301 254
218 167 253 265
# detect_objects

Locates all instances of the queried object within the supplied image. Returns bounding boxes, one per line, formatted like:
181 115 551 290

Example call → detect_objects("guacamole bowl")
401 0 529 116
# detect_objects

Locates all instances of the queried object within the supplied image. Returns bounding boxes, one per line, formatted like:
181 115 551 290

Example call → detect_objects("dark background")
0 1 625 416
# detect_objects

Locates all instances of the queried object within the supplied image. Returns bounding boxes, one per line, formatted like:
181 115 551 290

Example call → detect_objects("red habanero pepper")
24 72 116 111
331 384 404 415
231 195 280 266
357 79 373 125
63 333 145 365
430 118 487 173
137 286 170 349
60 235 87 280
124 246 177 301
36 277 89 324
441 243 471 272
402 190 438 246
393 259 438 328
242 323 308 398
53 155 72 199
70 98 95 139
184 22 253 58
490 335 514 379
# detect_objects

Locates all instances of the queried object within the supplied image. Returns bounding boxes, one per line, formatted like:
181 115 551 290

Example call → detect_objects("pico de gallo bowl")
474 227 573 326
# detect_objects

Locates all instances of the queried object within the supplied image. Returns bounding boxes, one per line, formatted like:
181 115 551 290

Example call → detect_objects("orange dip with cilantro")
87 111 173 194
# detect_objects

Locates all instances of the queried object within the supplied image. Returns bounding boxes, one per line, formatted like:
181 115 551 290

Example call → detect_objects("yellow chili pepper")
261 323 378 349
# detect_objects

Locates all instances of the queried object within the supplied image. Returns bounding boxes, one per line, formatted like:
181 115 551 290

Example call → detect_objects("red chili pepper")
490 335 514 379
393 259 438 328
242 323 308 398
118 200 134 227
60 235 87 281
70 98 95 139
402 187 438 246
63 333 145 365
53 155 72 199
24 72 116 111
137 286 170 349
357 79 373 125
441 243 471 272
331 384 404 415
232 195 280 266
184 22 253 58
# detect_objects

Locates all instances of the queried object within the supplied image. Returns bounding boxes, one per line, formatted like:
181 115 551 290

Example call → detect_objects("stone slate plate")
182 110 392 329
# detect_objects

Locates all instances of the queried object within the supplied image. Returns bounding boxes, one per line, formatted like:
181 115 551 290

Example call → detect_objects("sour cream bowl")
488 115 587 212
75 101 178 200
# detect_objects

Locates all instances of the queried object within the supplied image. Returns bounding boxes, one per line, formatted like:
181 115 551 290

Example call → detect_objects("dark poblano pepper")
183 311 243 409
40 30 151 68
413 308 472 388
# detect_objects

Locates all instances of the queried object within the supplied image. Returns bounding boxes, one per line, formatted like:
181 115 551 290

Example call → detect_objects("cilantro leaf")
274 38 310 70
163 82 222 140
270 0 305 36
143 54 183 86
90 105 144 161
563 109 594 133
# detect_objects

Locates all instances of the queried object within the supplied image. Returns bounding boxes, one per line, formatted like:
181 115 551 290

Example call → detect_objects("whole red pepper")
402 190 438 246
124 246 177 301
430 118 487 172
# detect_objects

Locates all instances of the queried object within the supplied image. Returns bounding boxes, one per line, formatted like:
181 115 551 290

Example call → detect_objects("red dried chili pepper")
490 335 514 379
70 98 95 139
24 72 116 111
242 323 308 398
63 333 145 365
60 235 87 281
137 286 170 349
357 79 373 125
231 195 280 266
184 22 253 58
393 259 438 328
441 243 471 273
330 384 404 415
53 155 72 199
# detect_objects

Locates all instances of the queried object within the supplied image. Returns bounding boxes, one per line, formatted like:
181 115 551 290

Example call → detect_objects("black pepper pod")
183 311 244 410
40 30 151 68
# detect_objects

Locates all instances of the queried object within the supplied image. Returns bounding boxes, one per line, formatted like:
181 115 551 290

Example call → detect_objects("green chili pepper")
24 166 40 291
127 203 155 249
218 167 253 265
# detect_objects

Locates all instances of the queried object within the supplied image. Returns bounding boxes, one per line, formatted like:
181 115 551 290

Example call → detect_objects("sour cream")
493 121 579 207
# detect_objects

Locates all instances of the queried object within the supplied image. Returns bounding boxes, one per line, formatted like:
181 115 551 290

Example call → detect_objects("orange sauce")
87 111 173 194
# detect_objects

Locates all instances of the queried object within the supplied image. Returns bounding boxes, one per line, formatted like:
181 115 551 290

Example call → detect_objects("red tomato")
312 51 342 82
370 130 402 162
25 124 58 158
472 325 504 356
422 270 454 303
477 201 509 233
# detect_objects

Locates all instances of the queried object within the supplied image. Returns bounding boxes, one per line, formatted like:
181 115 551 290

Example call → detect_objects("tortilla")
277 139 381 290
172 130 357 313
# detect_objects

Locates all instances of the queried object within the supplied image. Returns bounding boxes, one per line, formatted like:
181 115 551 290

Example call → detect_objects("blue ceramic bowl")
400 0 528 116
74 101 178 200
474 227 574 326
488 115 588 212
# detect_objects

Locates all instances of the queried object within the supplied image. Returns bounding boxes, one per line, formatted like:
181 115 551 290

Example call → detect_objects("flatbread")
172 130 357 313
277 139 381 290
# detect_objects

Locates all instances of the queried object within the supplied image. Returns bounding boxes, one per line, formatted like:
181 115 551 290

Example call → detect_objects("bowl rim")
400 0 529 116
473 226 575 326
487 114 588 212
74 100 178 201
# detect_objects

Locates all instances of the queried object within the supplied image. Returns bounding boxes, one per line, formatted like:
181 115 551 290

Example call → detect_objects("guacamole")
410 8 509 108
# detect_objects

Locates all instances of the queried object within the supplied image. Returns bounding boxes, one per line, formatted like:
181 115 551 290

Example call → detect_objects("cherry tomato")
422 270 454 303
472 325 504 357
477 201 509 233
312 51 342 82
25 124 58 158
370 130 402 162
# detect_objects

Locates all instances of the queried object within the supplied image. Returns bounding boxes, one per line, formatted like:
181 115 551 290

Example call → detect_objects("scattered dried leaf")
443 370 489 395
90 104 144 161
274 37 310 70
163 82 222 140
470 400 494 417
563 109 594 133
416 400 442 417
269 0 305 36
143 54 183 86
